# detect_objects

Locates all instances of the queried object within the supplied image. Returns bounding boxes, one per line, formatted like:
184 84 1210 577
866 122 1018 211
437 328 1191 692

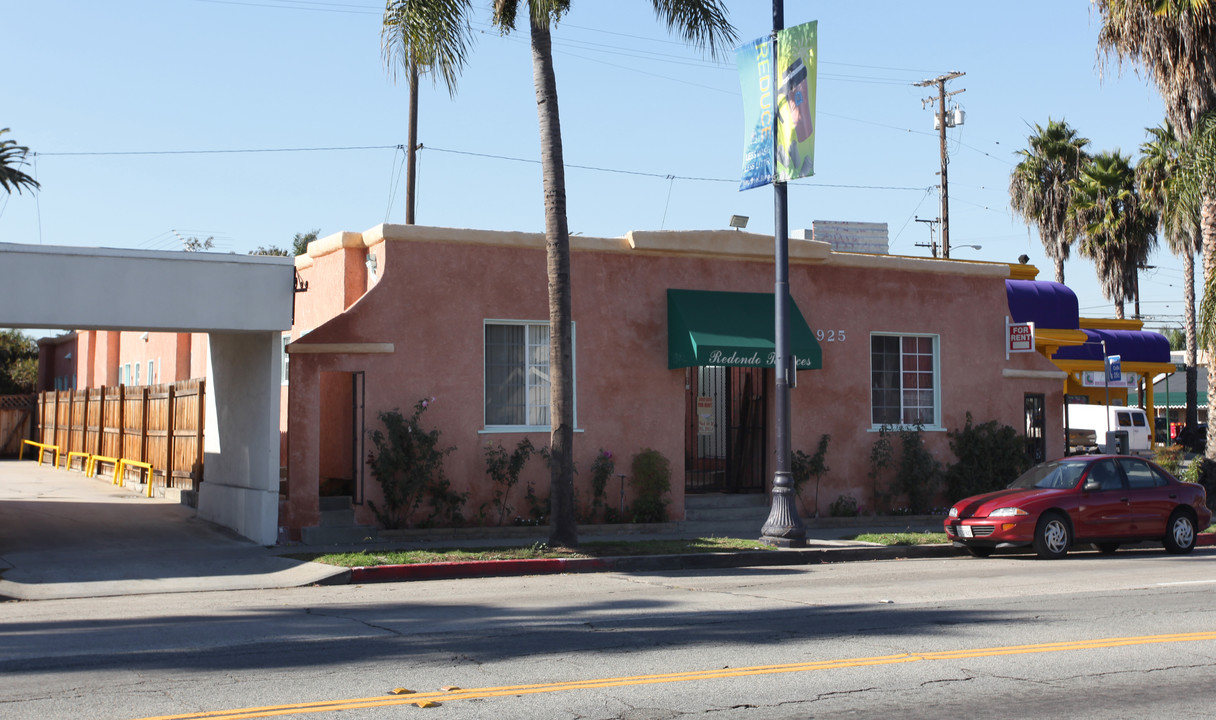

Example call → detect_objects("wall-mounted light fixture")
365 253 378 279
140 332 149 342
729 215 749 230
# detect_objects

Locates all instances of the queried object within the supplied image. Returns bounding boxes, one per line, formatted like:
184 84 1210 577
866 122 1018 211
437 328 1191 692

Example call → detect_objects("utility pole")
914 72 964 258
914 216 940 258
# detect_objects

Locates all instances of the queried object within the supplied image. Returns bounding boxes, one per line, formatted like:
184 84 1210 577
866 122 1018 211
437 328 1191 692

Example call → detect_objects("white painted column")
199 331 282 545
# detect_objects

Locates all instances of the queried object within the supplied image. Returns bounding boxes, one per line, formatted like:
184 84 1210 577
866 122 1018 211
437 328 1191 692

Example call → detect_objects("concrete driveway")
0 459 345 601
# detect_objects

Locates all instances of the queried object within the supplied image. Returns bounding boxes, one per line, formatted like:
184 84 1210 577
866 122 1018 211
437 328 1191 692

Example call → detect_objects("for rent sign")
1006 318 1035 358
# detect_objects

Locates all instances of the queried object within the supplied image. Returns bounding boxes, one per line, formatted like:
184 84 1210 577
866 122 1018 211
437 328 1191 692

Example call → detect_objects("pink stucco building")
279 223 1070 539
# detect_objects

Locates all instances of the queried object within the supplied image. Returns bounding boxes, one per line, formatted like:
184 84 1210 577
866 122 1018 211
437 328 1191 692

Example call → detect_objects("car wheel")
1094 542 1120 555
966 546 994 558
1033 513 1071 559
1163 510 1196 555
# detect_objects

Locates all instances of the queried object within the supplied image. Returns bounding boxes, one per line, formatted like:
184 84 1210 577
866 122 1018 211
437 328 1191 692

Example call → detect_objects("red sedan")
945 455 1212 559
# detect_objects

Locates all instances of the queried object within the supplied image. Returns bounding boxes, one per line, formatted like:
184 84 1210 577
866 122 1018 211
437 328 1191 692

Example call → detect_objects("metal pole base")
761 471 807 547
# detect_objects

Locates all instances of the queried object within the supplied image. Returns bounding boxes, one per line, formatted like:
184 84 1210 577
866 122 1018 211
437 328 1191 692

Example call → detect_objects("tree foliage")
0 129 40 195
0 329 38 395
1069 150 1158 318
1008 119 1090 283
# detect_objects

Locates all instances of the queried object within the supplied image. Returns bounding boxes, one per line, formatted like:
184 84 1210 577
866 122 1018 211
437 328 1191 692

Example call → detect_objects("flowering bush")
366 397 464 529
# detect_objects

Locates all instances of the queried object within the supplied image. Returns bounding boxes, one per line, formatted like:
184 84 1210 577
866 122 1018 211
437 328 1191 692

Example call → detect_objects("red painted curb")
350 557 613 583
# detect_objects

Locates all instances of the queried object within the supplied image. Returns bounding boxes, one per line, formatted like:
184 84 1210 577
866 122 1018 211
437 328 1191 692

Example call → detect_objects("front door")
684 366 768 493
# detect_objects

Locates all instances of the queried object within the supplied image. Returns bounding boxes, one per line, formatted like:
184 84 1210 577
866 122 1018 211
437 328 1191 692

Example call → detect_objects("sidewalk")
0 458 962 601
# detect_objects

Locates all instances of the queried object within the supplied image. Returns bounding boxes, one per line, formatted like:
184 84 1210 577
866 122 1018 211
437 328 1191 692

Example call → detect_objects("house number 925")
816 329 846 342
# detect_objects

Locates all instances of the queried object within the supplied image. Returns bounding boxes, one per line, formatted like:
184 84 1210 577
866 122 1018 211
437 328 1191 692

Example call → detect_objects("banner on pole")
775 21 817 182
736 36 775 190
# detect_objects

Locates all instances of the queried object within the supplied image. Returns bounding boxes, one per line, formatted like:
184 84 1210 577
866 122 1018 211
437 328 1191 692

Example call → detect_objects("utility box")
1105 430 1129 455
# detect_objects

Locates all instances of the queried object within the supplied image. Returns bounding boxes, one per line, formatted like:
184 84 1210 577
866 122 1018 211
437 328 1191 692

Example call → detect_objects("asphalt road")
2 548 1215 719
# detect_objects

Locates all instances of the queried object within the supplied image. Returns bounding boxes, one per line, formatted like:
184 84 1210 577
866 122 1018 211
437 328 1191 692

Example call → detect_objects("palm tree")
1137 122 1201 428
1094 0 1216 455
1008 119 1090 283
0 128 40 195
382 0 475 225
1070 150 1158 319
393 1 735 547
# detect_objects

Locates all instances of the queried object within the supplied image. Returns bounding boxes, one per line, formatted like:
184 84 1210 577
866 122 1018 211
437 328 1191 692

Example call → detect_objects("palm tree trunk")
1054 255 1066 285
1204 196 1216 459
529 19 577 548
1185 238 1198 428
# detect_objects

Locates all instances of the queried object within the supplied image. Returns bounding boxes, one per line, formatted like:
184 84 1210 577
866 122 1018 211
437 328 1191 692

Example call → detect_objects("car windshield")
1008 460 1088 490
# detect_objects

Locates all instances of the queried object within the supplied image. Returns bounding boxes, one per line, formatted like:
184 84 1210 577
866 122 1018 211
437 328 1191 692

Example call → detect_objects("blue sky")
2 1 1190 335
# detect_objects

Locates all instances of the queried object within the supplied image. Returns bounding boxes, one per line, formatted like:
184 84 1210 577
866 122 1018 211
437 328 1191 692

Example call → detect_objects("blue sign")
1106 354 1122 382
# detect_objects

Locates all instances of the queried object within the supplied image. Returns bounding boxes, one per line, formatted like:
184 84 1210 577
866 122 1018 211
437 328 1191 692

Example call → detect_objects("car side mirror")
1083 479 1101 492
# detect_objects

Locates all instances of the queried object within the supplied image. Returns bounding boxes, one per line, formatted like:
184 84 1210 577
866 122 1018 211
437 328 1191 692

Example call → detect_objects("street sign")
1106 354 1122 382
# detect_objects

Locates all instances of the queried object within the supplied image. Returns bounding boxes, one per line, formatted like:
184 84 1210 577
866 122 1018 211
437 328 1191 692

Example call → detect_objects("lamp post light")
760 0 807 548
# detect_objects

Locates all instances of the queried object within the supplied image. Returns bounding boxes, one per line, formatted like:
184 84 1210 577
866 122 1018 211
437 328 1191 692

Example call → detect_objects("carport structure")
0 242 294 544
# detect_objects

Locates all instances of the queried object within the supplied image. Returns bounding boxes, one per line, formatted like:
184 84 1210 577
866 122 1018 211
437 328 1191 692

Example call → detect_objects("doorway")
1025 393 1046 464
318 371 366 502
684 366 768 493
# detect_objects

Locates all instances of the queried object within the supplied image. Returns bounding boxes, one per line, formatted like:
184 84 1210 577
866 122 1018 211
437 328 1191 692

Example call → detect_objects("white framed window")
122 363 131 386
483 320 576 431
147 360 155 386
870 333 940 428
281 334 291 384
134 362 141 386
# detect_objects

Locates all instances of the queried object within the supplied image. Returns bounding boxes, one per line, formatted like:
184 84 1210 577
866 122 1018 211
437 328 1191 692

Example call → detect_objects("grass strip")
291 537 774 567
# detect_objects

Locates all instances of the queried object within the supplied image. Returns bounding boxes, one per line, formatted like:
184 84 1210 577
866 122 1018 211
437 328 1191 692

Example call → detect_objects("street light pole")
760 0 807 547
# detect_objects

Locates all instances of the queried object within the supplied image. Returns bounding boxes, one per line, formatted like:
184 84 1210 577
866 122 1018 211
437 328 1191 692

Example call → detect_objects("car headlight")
949 507 958 518
989 507 1028 517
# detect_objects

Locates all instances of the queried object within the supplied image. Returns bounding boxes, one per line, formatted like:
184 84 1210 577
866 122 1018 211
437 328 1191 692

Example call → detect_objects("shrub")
791 434 830 517
482 438 536 526
629 448 671 523
365 398 462 529
1153 444 1184 475
590 449 615 521
944 412 1032 501
895 426 943 514
829 494 858 517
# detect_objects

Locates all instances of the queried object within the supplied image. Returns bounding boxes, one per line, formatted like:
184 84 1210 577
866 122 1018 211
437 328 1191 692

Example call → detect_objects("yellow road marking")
132 631 1216 720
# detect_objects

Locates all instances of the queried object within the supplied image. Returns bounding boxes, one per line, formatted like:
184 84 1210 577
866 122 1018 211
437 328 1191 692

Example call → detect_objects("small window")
134 363 141 386
147 360 155 386
870 334 939 427
1131 413 1147 427
484 320 575 430
1117 412 1132 427
1087 459 1125 491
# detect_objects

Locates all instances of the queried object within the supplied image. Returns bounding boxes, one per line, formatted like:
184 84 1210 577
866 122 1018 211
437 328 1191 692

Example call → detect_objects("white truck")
1064 404 1151 455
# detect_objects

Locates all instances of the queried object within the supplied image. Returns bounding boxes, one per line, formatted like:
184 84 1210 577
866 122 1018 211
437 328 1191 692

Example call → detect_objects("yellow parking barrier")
64 451 91 472
87 455 120 479
20 440 61 468
116 459 156 497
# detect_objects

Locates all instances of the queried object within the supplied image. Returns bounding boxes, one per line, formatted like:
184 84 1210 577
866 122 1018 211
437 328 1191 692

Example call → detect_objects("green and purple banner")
737 21 817 189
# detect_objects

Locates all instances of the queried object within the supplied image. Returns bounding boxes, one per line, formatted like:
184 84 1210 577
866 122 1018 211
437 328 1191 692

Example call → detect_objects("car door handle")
1120 497 1129 503
1169 494 1178 499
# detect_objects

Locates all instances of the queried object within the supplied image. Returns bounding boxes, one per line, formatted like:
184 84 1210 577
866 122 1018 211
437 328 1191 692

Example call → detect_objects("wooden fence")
1 394 36 456
36 380 205 493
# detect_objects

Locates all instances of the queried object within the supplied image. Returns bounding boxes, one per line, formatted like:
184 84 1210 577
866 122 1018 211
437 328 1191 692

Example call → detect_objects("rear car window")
1117 457 1163 489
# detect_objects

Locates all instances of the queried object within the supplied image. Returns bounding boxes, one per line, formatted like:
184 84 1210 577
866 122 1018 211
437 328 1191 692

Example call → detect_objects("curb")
344 536 1216 584
347 544 967 584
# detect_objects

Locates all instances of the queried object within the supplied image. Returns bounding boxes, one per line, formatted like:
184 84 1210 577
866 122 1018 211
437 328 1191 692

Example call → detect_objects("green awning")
1129 391 1207 408
667 289 823 370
